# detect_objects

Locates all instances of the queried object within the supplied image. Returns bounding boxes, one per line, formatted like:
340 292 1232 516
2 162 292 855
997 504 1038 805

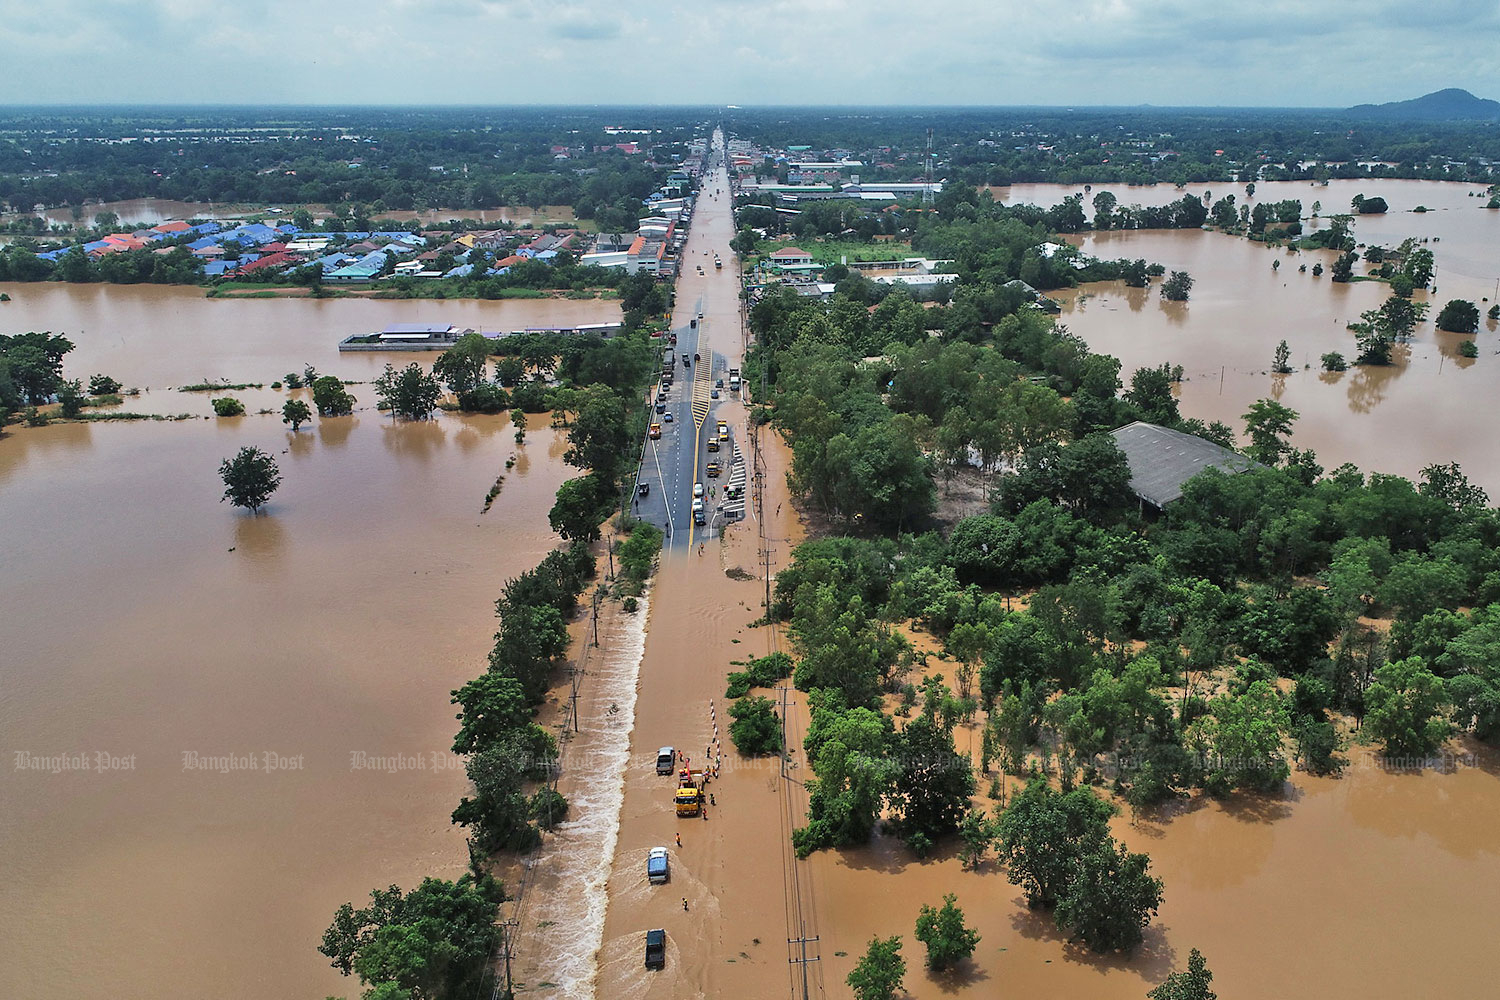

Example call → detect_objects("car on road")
711 389 720 399
707 436 719 452
706 461 720 477
715 378 724 388
655 402 666 414
649 423 661 439
656 747 676 774
693 483 704 498
648 847 670 884
645 929 666 969
693 509 706 526
663 411 674 422
638 482 650 497
717 421 729 438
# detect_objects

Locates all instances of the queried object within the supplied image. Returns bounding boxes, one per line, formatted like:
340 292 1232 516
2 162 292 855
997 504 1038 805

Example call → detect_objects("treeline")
725 106 1500 187
320 317 663 997
0 107 692 228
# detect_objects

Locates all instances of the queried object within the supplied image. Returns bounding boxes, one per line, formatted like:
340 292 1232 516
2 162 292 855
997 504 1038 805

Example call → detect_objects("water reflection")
380 417 447 462
233 510 289 563
316 415 356 449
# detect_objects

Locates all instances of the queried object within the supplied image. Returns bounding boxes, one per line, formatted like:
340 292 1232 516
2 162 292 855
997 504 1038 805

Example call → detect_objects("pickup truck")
645 929 666 969
648 847 670 884
656 747 676 774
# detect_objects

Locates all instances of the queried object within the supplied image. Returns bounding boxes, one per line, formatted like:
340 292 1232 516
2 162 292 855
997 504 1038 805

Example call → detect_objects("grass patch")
73 411 199 422
178 380 264 392
752 236 914 267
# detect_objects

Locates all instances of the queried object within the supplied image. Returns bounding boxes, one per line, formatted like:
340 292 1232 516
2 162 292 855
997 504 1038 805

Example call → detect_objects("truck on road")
728 367 741 393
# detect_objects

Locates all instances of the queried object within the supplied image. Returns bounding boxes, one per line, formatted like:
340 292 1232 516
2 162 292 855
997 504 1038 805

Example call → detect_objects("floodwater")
807 743 1500 999
0 282 620 417
6 198 574 229
0 288 615 999
1040 179 1500 492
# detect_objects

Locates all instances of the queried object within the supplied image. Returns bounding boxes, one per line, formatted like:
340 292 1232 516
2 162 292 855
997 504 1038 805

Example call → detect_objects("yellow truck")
674 768 703 817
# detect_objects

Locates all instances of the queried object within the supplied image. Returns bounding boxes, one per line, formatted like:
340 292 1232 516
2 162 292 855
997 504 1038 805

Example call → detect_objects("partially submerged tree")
219 446 281 513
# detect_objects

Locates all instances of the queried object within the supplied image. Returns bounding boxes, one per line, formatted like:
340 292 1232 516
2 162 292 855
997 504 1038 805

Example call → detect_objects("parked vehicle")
706 436 720 453
717 421 729 438
656 747 676 774
693 483 704 499
645 929 666 969
706 461 721 477
663 411 674 423
649 423 662 439
648 847 670 884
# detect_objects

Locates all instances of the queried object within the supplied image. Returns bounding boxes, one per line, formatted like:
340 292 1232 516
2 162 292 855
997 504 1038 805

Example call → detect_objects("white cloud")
0 0 1492 105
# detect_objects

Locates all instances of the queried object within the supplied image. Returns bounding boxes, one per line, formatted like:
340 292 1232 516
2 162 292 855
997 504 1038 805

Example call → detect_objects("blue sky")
0 0 1495 107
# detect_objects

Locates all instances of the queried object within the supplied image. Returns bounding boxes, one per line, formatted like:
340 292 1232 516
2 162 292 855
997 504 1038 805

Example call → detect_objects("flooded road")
1040 180 1500 492
0 289 611 999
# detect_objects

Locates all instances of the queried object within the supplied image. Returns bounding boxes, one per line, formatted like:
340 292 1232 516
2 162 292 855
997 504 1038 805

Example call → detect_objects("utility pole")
788 934 820 1000
496 918 518 1000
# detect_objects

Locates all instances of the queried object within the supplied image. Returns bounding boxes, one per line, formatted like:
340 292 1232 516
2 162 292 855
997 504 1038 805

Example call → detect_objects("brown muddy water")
1037 179 1500 493
0 287 616 1000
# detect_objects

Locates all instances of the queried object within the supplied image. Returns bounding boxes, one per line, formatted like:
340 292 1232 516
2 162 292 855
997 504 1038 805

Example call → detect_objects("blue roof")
443 263 475 278
82 239 111 252
185 222 222 236
202 260 239 277
222 223 279 246
187 236 220 250
38 248 71 261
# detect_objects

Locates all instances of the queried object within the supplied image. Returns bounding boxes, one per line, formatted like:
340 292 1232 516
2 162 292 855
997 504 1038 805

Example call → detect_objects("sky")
0 0 1496 107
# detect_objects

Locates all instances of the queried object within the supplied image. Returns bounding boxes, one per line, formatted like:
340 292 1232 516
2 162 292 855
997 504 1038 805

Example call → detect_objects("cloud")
0 0 1492 105
550 17 622 40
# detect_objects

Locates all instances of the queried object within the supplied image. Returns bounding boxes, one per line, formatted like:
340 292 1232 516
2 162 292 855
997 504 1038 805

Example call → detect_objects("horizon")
0 92 1490 113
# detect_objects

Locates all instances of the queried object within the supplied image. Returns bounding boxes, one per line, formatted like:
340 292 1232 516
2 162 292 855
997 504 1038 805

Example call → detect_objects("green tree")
847 935 905 1000
88 373 122 395
1149 948 1217 1000
1435 299 1480 334
957 807 999 871
1125 364 1181 424
997 779 1114 906
56 378 85 417
1273 339 1292 373
1185 680 1290 794
211 396 245 417
1241 398 1298 465
888 714 976 850
565 385 628 480
432 332 493 395
729 695 782 755
1055 838 1163 953
319 873 504 1000
1330 250 1357 282
1161 271 1194 302
219 446 281 513
1364 657 1452 759
282 398 312 432
311 375 356 415
1321 351 1347 372
548 474 612 543
512 409 527 444
0 331 74 404
375 362 442 420
913 894 980 971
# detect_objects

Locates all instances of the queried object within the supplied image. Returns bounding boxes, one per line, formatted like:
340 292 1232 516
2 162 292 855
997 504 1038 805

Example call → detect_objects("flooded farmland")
0 287 618 1000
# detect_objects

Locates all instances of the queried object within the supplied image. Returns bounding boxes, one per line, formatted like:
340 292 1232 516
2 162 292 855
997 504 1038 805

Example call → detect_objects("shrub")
212 396 246 417
1459 340 1479 359
528 787 569 830
725 652 794 698
88 373 122 395
1321 351 1348 372
729 695 782 755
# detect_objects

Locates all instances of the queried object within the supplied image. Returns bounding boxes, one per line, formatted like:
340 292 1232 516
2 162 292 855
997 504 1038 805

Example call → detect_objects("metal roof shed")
1108 421 1259 509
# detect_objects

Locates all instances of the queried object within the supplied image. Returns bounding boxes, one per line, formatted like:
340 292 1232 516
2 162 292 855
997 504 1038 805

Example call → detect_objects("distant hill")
1348 88 1500 121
